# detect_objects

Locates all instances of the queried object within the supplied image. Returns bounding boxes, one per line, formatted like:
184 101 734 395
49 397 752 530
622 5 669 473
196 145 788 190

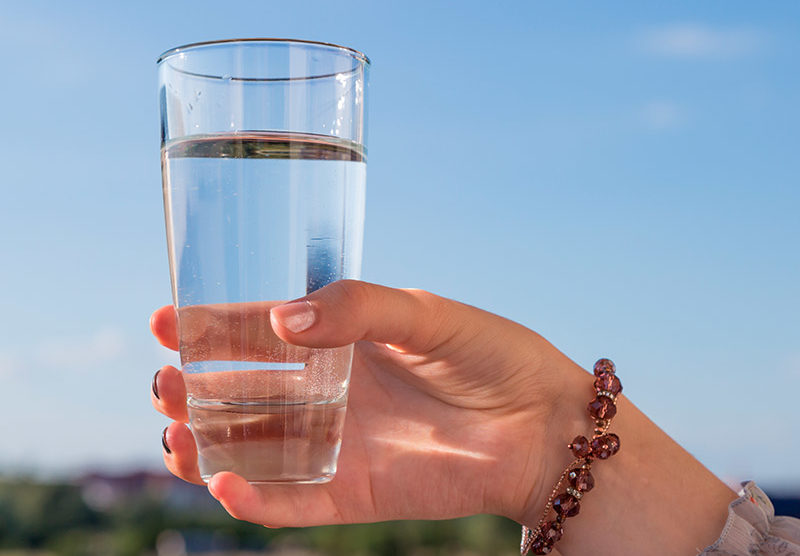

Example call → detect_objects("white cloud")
639 24 762 58
153 342 181 368
778 353 800 381
36 327 127 371
0 327 177 380
0 351 20 378
640 100 685 131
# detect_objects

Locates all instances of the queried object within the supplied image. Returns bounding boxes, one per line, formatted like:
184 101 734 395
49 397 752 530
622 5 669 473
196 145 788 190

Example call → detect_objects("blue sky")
0 1 798 491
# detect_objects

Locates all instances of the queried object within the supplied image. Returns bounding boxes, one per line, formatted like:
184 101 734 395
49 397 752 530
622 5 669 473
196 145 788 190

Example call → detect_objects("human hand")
150 280 588 528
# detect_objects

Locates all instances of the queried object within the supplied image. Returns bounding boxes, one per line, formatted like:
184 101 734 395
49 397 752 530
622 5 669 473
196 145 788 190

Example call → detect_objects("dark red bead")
541 520 563 543
531 537 553 554
593 358 615 376
569 435 591 458
553 492 580 517
590 436 612 459
591 433 621 460
588 396 617 420
605 433 620 455
568 468 595 492
594 372 622 395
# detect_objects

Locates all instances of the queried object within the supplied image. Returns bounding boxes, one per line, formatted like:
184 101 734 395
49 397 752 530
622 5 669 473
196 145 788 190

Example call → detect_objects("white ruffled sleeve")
700 482 800 555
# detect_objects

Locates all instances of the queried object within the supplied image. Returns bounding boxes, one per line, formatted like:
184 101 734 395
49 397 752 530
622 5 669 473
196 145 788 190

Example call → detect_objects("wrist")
514 359 600 526
513 359 737 555
497 353 592 526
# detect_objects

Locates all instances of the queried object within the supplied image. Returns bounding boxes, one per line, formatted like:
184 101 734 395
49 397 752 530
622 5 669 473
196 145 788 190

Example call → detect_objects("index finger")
151 305 179 351
150 302 307 363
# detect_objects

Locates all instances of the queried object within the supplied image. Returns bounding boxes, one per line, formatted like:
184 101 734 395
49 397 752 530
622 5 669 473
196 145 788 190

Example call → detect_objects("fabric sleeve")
699 481 800 555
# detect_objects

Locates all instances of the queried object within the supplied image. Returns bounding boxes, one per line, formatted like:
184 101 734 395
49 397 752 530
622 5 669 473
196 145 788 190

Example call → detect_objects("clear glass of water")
157 39 369 484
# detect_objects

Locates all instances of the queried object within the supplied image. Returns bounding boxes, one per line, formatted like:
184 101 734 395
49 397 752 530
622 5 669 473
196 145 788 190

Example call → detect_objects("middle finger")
152 365 189 423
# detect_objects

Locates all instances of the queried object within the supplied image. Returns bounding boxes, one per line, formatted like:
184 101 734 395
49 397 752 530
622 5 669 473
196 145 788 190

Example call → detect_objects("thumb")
269 280 469 355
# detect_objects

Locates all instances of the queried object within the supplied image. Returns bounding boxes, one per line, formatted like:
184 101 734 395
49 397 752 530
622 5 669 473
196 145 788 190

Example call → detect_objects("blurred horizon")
2 469 799 554
1 0 798 500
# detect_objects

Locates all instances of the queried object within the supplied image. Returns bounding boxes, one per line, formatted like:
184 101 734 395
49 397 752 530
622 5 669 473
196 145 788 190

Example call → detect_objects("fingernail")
271 300 316 333
162 428 172 455
152 370 161 400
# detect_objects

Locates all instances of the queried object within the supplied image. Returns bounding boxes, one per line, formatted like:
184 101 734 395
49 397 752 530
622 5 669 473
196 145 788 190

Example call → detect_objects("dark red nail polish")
152 370 161 400
162 428 172 454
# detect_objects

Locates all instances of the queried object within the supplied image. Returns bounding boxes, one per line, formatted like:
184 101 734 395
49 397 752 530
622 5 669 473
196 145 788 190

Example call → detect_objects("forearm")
518 362 737 555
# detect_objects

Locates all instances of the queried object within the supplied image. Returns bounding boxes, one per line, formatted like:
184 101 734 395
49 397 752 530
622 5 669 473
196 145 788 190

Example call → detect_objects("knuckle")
405 288 443 310
402 289 458 353
406 288 449 321
321 279 373 319
401 289 448 355
332 279 371 305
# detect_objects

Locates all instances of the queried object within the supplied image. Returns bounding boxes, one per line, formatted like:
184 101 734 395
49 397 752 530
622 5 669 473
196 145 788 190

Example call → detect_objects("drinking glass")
157 39 369 483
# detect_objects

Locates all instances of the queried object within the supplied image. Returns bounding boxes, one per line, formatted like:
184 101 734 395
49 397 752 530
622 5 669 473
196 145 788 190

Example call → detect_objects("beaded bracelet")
520 358 623 555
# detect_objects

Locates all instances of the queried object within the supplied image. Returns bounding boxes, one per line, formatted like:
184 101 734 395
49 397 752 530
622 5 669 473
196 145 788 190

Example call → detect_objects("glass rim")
157 38 371 67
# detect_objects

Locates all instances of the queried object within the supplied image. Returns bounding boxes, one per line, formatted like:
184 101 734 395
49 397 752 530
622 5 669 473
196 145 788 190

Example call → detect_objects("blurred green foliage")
0 476 519 555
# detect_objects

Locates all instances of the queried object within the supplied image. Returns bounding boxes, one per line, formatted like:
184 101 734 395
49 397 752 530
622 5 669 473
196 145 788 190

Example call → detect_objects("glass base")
202 472 335 485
